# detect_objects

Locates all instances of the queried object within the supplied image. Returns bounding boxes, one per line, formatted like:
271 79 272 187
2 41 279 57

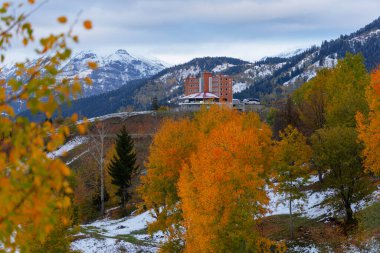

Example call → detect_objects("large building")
181 72 233 107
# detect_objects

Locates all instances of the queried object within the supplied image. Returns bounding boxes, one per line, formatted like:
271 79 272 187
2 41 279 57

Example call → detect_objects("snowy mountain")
59 49 169 98
21 16 380 120
2 49 168 113
236 16 380 99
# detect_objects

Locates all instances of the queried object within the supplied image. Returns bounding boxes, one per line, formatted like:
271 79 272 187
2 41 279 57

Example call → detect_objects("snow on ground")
71 174 380 252
170 85 180 93
267 175 380 219
79 111 152 123
86 210 155 236
345 237 380 253
233 82 248 93
71 210 164 253
66 149 90 165
47 136 88 159
71 237 158 253
266 187 333 218
265 175 330 218
288 245 319 253
212 63 234 72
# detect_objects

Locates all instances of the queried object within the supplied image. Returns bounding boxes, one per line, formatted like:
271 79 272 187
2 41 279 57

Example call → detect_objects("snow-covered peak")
275 48 307 58
115 49 131 56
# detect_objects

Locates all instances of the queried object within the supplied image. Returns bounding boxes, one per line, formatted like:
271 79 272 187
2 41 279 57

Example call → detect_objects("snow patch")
79 111 152 124
233 82 248 93
212 63 234 72
71 210 164 253
47 136 88 159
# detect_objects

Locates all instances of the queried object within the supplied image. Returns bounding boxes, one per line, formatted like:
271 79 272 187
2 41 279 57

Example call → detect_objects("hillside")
40 16 380 119
53 111 380 253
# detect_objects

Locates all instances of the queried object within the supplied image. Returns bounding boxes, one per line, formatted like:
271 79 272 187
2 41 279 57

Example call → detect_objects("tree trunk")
100 133 105 217
317 169 323 183
100 139 105 217
344 201 354 225
121 186 125 209
289 194 294 239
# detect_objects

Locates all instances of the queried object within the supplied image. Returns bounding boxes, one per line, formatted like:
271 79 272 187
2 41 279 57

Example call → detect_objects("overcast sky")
6 0 380 65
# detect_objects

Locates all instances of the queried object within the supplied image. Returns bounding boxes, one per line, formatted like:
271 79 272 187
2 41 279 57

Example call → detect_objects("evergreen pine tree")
108 126 138 208
152 96 159 111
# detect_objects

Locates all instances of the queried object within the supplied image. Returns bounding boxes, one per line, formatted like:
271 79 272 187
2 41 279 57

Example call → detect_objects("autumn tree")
139 118 198 251
273 126 312 238
269 96 300 139
357 67 380 175
108 126 138 209
178 111 279 252
324 53 369 128
0 1 92 251
140 106 282 252
311 127 375 226
293 68 331 136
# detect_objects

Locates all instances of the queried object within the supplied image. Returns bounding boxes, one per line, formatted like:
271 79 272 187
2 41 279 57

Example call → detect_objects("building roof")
181 92 219 100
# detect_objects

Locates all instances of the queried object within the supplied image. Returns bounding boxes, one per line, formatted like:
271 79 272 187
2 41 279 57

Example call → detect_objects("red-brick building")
183 72 233 103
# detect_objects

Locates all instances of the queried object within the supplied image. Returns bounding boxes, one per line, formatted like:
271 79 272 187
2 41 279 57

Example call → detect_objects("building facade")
184 72 233 103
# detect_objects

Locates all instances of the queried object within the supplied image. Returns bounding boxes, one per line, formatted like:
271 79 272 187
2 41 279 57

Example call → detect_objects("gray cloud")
5 0 380 64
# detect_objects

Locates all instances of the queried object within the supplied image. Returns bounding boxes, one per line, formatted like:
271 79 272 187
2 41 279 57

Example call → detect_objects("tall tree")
108 126 138 208
273 126 312 238
324 53 369 128
311 127 375 227
140 106 285 252
178 111 283 252
139 118 198 251
293 68 331 136
357 67 380 175
89 122 109 216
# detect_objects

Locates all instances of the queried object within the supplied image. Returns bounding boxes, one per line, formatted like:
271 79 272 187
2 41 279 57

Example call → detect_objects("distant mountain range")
58 49 169 98
18 16 380 120
2 49 168 113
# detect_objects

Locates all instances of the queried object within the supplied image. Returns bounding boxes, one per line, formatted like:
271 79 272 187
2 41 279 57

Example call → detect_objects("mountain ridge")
20 16 380 120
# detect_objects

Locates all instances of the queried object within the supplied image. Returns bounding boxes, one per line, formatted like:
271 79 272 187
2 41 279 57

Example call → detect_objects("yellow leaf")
60 165 71 177
57 16 67 24
83 20 92 30
84 76 93 85
87 61 98 70
28 0 35 4
77 124 87 135
71 113 78 122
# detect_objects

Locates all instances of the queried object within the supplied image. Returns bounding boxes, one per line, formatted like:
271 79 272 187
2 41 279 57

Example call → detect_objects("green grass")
130 228 149 235
77 224 155 247
357 202 380 232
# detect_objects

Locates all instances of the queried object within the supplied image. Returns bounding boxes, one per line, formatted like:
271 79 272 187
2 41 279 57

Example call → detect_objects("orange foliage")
140 106 287 252
0 1 92 250
357 67 380 175
139 118 198 241
178 109 277 252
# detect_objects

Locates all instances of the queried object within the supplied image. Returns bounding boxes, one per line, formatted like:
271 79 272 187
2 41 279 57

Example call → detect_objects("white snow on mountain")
212 63 234 72
0 49 169 113
233 82 248 93
275 48 307 58
349 29 380 45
